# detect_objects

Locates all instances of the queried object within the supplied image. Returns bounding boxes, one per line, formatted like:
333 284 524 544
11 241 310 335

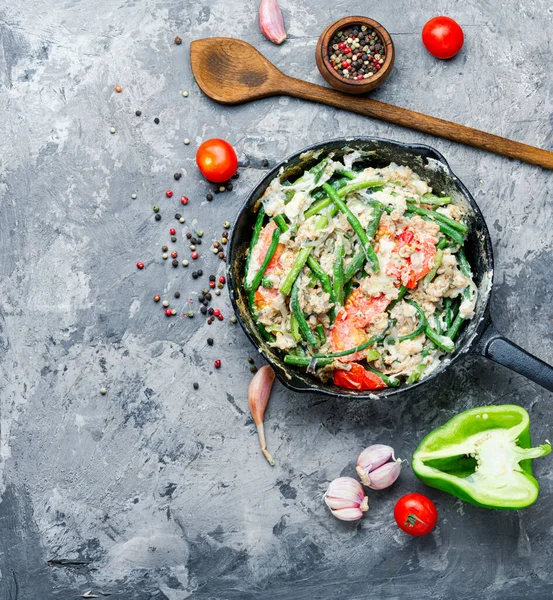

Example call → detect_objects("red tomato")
394 493 437 536
422 16 464 59
333 363 387 391
196 138 238 183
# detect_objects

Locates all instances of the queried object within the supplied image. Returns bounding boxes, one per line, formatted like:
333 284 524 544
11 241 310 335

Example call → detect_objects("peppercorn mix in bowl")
316 16 395 94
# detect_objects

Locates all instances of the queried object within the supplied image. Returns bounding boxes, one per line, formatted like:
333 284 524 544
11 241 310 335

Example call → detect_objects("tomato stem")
405 513 427 528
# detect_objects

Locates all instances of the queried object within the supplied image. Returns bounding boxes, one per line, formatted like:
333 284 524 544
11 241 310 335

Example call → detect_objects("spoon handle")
282 77 553 169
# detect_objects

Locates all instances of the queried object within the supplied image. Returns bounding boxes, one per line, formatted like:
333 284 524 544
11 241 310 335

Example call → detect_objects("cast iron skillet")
228 138 553 398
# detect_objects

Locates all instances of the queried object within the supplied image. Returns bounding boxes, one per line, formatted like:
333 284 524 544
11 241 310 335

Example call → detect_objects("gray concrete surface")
0 0 552 598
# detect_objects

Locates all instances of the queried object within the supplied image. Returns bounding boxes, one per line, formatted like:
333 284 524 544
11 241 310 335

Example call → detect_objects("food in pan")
243 152 477 391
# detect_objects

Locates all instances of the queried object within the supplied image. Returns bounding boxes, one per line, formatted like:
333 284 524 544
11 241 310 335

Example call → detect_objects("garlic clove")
324 477 368 521
365 461 402 490
259 0 287 45
356 444 396 486
248 365 276 465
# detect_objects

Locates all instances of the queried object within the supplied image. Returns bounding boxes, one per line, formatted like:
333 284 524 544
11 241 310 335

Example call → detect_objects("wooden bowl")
316 16 395 95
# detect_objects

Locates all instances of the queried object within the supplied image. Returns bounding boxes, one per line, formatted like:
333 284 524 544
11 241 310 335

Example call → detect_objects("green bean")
337 169 358 179
344 251 366 283
366 200 385 239
387 285 408 312
323 183 380 273
434 309 443 335
280 247 312 296
261 277 273 289
405 201 468 233
457 247 472 278
284 189 296 204
421 193 452 206
272 214 288 232
398 300 427 342
343 278 354 302
316 324 326 346
257 322 276 343
447 314 465 340
284 355 334 367
425 325 455 353
244 207 265 291
365 366 400 387
332 245 345 306
291 281 318 346
290 313 301 342
306 255 335 321
424 249 444 287
313 329 388 359
437 237 450 250
338 180 384 196
310 177 350 202
248 225 282 301
406 363 427 384
304 179 383 219
443 298 453 330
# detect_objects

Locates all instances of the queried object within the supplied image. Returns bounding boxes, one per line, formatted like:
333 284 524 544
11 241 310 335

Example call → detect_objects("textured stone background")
0 0 552 598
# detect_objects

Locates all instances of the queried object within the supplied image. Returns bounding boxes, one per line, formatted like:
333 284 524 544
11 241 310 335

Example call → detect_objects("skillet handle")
476 320 553 393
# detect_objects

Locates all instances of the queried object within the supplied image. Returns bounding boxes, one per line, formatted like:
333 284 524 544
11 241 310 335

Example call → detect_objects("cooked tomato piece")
334 363 387 391
254 286 278 309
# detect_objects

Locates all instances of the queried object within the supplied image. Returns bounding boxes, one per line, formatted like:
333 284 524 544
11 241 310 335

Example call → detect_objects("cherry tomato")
394 493 437 536
422 16 464 59
196 138 238 183
333 363 387 391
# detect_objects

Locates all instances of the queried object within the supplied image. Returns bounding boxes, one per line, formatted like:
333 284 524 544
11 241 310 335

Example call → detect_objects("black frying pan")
227 138 553 397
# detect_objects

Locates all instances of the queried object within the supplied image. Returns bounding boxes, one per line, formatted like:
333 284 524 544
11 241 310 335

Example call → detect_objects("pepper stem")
256 423 275 466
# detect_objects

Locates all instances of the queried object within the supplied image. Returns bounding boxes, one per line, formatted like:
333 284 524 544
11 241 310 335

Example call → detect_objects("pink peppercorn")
180 196 188 205
164 308 172 316
219 276 226 284
214 359 221 369
171 251 178 258
191 251 199 259
169 228 176 235
136 262 145 269
218 315 223 321
166 190 173 198
213 309 221 316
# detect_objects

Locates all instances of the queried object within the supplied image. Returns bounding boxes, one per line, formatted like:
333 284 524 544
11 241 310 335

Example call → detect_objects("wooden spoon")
190 38 553 170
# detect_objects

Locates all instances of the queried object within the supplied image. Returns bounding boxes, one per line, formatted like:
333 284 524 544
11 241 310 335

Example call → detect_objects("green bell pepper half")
412 405 551 510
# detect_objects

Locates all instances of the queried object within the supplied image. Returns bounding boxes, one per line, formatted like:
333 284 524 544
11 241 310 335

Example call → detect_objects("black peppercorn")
232 172 240 179
209 275 216 282
205 292 212 301
172 259 178 267
174 172 182 180
190 237 197 244
174 291 180 298
200 306 207 314
192 271 199 279
171 236 177 243
226 183 233 191
175 36 183 45
218 251 224 259
208 307 214 315
206 194 213 201
196 239 202 245
154 117 160 124
261 159 269 167
247 357 254 364
186 232 192 239
193 382 199 389
162 245 168 252
207 338 214 346
249 365 258 374
155 214 162 221
175 213 181 220
135 109 142 116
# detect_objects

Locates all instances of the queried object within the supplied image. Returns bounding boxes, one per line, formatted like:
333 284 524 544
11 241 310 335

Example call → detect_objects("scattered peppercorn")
131 193 137 199
179 217 185 224
197 269 203 276
207 338 214 346
172 259 178 267
186 232 192 239
215 289 221 295
208 308 214 315
136 262 145 269
161 245 168 251
169 228 176 235
154 294 161 302
163 300 169 307
206 194 213 201
209 275 216 282
217 282 223 289
249 365 258 374
110 127 116 134
171 251 178 258
197 230 204 238
136 110 142 116
174 172 182 180
219 185 226 193
213 309 221 317
193 382 199 389
214 186 220 194
214 241 220 249
231 315 237 324
165 308 172 316
181 196 188 205
214 359 221 369
218 251 224 259
192 251 199 259
175 213 181 220
174 36 182 45
171 308 177 315
154 117 160 124
166 190 173 198
219 276 226 284
188 310 194 318
155 214 162 221
182 260 189 267
223 221 231 229
218 314 224 321
100 387 107 395
174 291 181 298
200 306 207 314
153 206 160 213
261 159 269 167
190 245 196 251
208 317 214 324
184 138 190 145
221 238 228 245
247 357 254 364
209 281 216 289
226 183 233 191
182 91 189 97
192 271 199 279
205 292 212 301
232 172 240 179
115 85 122 93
